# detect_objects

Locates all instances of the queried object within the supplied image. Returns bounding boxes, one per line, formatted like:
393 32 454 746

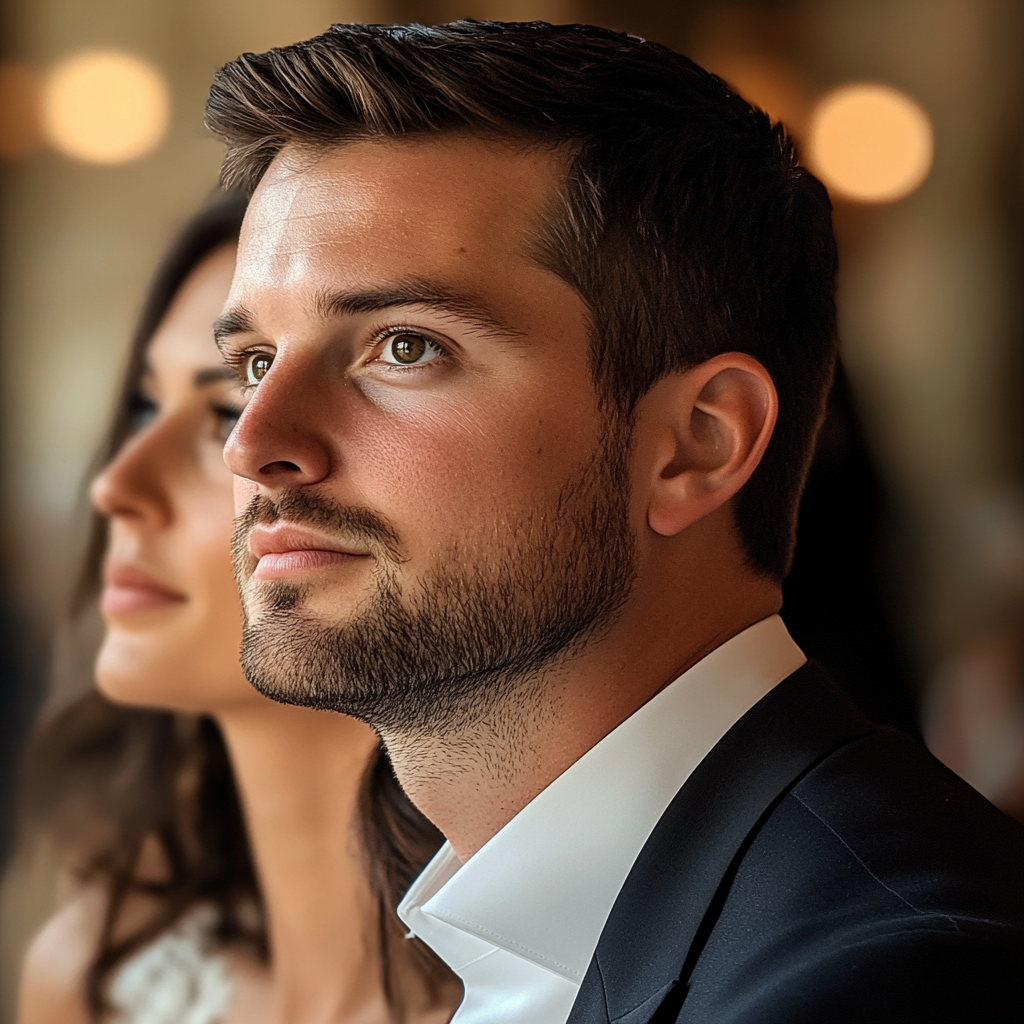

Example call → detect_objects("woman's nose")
90 428 174 528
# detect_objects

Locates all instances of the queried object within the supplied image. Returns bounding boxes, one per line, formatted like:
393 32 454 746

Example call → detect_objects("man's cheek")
344 398 514 497
233 475 259 515
352 428 505 519
341 391 586 529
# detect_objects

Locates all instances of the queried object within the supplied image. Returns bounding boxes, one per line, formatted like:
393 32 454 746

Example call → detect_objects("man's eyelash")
368 328 452 368
220 329 450 386
221 349 266 387
367 323 440 348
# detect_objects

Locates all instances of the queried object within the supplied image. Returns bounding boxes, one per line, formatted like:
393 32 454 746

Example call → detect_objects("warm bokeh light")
41 50 170 164
807 83 934 203
0 62 42 159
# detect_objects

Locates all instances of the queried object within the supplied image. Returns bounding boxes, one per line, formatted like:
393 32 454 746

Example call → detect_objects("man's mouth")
247 523 372 580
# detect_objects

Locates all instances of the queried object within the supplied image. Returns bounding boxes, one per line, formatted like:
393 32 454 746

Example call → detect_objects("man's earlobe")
645 354 777 537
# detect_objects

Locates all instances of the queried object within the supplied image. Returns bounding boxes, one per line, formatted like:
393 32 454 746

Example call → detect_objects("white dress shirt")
399 615 806 1024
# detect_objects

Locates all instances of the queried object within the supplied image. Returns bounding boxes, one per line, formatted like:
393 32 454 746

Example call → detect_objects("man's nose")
224 358 332 488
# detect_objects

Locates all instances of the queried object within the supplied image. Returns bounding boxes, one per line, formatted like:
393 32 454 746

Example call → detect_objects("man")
207 21 1024 1023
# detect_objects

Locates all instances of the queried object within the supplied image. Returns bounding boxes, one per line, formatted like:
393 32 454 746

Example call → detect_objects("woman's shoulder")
17 886 104 1024
18 889 239 1024
106 903 234 1024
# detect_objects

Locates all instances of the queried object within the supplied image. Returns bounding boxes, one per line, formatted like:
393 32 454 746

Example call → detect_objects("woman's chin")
95 631 249 714
96 667 204 713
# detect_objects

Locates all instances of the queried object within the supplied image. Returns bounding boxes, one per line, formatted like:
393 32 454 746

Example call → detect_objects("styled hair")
24 190 452 1020
205 20 838 579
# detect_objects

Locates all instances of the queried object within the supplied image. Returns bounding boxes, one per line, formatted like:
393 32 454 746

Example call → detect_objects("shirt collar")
400 615 806 984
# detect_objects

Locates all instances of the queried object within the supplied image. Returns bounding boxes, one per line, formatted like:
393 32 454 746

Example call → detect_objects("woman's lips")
100 563 187 616
247 523 370 581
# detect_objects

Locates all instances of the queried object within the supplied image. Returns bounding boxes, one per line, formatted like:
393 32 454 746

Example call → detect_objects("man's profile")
207 21 1023 1023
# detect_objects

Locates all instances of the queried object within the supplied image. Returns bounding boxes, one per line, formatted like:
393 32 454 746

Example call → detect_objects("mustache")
231 491 403 572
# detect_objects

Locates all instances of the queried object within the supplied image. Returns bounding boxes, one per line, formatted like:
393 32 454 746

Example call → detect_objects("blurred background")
0 0 1021 1018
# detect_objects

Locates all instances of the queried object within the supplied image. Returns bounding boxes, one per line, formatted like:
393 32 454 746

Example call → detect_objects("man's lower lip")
253 550 364 579
100 585 185 615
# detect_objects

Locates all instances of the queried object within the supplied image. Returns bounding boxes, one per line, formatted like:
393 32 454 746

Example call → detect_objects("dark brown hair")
205 20 838 581
24 190 452 1020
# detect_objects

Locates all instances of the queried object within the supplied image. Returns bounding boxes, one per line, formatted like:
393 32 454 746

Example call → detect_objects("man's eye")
378 333 443 366
246 353 274 384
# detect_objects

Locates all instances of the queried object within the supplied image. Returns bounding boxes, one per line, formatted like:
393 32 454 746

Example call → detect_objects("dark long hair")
23 190 453 1021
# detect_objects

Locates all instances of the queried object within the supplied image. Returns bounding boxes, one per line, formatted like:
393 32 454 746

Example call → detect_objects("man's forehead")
237 137 562 266
227 138 570 314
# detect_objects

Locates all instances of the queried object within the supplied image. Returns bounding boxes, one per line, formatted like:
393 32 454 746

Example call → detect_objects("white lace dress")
107 905 234 1024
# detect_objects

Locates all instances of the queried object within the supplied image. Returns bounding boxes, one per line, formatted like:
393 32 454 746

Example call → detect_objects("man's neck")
383 578 781 862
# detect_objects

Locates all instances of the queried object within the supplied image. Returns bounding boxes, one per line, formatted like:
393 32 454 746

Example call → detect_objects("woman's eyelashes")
128 394 158 435
127 388 242 445
212 403 244 442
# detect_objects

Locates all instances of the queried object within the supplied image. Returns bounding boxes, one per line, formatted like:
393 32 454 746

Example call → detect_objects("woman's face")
92 243 258 712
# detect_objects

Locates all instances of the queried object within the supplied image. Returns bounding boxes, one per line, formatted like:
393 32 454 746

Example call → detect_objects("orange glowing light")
42 50 170 164
807 83 934 203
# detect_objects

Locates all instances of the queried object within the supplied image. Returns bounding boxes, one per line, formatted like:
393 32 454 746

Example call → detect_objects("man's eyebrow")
194 366 239 387
211 284 524 350
313 281 524 340
212 306 258 352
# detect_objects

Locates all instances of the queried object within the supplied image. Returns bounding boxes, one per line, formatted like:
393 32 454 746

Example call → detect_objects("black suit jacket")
566 662 1024 1024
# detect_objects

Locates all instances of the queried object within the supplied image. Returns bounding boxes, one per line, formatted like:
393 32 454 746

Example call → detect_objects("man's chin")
239 622 348 714
244 668 321 711
241 579 371 624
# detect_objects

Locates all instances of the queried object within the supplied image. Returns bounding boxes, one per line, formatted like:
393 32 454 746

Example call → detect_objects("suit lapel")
566 663 875 1024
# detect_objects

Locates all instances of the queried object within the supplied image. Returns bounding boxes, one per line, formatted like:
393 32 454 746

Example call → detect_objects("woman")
16 191 458 1024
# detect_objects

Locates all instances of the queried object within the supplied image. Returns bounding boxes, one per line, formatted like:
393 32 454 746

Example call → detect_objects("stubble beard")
233 423 637 738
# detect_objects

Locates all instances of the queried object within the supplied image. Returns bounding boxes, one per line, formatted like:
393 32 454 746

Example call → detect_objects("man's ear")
639 353 778 538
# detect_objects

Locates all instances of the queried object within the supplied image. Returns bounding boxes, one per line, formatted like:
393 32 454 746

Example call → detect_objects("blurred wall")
812 0 1024 660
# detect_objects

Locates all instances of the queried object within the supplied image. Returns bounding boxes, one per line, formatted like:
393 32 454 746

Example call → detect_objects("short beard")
233 421 637 737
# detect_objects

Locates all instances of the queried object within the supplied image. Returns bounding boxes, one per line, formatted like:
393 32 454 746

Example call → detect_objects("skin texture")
18 246 449 1024
222 136 783 862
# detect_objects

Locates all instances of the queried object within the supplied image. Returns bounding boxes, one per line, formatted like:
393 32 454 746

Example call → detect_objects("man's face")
222 137 636 734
